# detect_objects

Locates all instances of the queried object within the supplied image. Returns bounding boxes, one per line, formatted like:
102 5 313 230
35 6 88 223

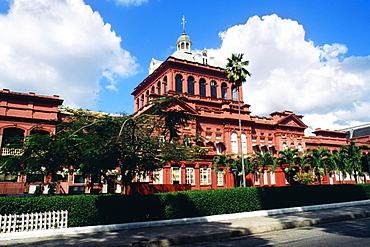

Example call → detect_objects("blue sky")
0 0 369 134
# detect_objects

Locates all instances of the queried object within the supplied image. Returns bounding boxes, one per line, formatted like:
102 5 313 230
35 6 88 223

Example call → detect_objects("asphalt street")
177 217 370 247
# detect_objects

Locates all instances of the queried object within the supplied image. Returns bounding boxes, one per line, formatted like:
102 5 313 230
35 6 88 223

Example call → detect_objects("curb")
1 199 370 241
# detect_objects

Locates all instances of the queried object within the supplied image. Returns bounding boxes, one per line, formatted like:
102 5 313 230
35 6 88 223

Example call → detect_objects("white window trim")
200 167 212 185
171 166 181 184
186 167 195 185
217 171 224 186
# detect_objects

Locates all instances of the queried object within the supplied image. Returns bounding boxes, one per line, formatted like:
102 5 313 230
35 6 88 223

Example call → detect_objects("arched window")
199 78 206 96
231 132 238 153
241 133 247 154
187 76 194 95
151 86 155 93
146 90 150 104
2 128 24 147
136 99 139 109
297 143 303 152
157 81 161 95
141 95 144 107
221 83 228 100
164 76 168 92
232 85 237 101
282 142 287 150
210 80 217 98
175 74 183 93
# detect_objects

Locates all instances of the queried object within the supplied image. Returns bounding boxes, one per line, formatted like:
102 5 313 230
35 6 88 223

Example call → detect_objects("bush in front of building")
1 184 370 227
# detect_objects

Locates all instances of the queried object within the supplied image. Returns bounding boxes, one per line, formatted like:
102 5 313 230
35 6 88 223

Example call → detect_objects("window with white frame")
186 167 195 185
270 171 276 184
200 167 212 185
216 134 222 139
152 169 163 184
136 171 150 182
263 171 268 185
231 132 238 153
241 133 247 154
254 170 260 185
297 143 303 152
171 166 181 184
216 170 224 186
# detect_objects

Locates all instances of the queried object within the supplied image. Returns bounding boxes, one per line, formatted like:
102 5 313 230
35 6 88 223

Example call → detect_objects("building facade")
131 30 366 189
1 31 369 195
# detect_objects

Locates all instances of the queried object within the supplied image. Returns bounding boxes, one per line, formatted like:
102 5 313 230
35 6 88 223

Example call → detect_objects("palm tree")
252 151 277 172
150 95 192 142
225 53 251 187
304 148 333 185
277 148 300 185
340 142 369 183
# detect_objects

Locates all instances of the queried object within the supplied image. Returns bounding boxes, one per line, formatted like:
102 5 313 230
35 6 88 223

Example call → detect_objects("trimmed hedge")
0 184 370 227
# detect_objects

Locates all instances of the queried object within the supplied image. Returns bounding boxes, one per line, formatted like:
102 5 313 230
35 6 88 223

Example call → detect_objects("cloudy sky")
0 0 369 135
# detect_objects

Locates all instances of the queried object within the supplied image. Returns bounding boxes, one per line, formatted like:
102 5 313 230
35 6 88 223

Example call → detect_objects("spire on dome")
176 15 192 53
181 15 187 33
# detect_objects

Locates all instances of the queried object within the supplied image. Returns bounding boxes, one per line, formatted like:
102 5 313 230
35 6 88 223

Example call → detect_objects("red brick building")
1 31 369 195
131 30 368 189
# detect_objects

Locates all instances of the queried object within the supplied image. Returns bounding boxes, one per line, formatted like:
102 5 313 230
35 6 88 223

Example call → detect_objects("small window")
232 85 237 101
231 132 238 153
199 78 206 96
221 83 228 100
171 166 181 184
26 174 44 183
186 167 195 185
187 76 195 95
0 173 17 182
175 74 183 93
217 170 224 186
200 167 211 185
210 80 217 98
74 175 85 184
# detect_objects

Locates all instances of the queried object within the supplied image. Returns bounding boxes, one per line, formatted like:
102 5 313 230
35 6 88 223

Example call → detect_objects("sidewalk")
1 200 370 246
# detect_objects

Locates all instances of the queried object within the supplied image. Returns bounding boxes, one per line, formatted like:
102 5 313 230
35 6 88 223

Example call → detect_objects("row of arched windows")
137 76 169 109
136 74 239 110
175 74 237 100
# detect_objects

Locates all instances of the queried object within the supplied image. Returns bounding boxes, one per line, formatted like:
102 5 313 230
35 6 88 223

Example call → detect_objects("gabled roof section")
274 112 308 129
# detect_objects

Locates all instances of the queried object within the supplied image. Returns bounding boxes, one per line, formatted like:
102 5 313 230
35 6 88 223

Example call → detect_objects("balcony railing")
1 148 23 156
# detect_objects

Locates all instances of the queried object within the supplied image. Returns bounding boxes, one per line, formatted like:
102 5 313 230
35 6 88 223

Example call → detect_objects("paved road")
178 217 370 247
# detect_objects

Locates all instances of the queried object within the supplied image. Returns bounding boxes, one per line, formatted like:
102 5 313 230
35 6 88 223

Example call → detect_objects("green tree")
303 148 334 185
0 96 202 195
225 53 251 187
277 148 301 185
339 141 369 183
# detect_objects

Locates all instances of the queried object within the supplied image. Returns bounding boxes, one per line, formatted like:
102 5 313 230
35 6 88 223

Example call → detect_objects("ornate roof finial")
181 15 186 33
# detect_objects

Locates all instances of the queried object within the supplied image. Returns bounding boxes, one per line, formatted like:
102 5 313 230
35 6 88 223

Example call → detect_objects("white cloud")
0 0 138 109
114 0 148 6
211 14 370 134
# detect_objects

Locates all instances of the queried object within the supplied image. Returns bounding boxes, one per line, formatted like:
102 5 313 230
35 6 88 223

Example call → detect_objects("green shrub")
1 184 370 227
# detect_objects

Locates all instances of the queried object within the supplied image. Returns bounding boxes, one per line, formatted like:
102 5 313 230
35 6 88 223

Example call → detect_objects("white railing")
0 210 68 233
1 148 23 156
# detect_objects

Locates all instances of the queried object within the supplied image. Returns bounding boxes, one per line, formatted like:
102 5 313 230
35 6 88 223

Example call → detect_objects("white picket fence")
0 210 68 233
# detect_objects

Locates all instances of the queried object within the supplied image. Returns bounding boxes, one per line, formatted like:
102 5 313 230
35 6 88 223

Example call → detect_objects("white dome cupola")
176 16 192 53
